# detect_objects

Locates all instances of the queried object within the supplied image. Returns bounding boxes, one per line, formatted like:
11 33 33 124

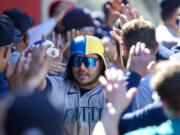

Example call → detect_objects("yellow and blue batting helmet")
70 35 107 68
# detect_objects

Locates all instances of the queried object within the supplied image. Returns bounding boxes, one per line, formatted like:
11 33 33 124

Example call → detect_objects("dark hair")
160 0 180 21
151 61 180 112
122 19 156 53
161 9 176 21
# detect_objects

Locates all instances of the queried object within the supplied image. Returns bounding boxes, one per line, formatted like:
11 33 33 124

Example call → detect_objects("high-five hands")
126 42 155 77
99 68 137 115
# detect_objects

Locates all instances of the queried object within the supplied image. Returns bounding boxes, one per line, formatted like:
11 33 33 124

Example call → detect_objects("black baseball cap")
62 8 95 32
3 8 35 35
5 93 62 135
160 0 180 12
0 14 22 46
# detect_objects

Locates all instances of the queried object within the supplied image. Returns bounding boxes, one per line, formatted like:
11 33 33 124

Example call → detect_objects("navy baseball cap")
0 14 22 46
160 0 180 12
5 93 62 135
62 8 95 32
3 8 35 35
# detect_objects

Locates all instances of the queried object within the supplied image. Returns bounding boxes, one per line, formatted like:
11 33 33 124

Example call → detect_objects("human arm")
7 44 51 93
93 68 137 135
28 1 73 46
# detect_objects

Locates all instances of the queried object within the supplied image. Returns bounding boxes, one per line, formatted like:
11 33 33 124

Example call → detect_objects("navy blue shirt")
120 70 167 134
0 72 9 94
156 44 173 61
119 101 167 134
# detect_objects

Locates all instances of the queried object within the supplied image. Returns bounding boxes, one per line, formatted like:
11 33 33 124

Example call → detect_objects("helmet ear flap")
98 55 103 69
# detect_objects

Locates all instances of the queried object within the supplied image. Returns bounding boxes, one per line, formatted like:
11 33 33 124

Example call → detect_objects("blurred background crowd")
0 0 180 135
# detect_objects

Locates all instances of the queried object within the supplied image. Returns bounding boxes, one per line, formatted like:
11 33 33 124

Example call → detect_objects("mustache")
77 70 89 75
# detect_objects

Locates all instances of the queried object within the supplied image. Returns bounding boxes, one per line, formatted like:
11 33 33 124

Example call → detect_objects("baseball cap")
5 93 62 135
70 35 106 67
3 8 35 35
160 0 180 12
61 8 95 32
65 35 107 79
0 14 22 46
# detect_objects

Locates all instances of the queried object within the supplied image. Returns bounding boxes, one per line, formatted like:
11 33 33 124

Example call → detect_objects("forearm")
14 78 47 93
93 109 124 135
101 111 120 135
114 56 125 71
36 79 47 91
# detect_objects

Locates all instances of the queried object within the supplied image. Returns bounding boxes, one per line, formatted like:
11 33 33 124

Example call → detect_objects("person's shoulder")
156 24 168 32
125 120 171 135
47 75 64 82
47 75 74 89
125 125 159 135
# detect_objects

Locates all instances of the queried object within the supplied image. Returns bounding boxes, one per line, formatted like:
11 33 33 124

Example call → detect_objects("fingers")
121 4 131 21
48 61 66 76
5 62 13 78
14 52 25 74
51 32 56 44
31 44 50 68
134 42 141 56
99 76 108 86
114 11 127 26
131 42 148 56
56 34 62 50
76 30 80 37
115 4 141 27
56 41 70 62
102 68 125 92
55 29 75 62
147 60 156 72
26 44 51 76
126 4 135 20
126 88 137 100
59 62 66 67
100 68 131 115
129 45 136 58
105 68 119 92
110 30 122 42
54 1 73 22
116 69 124 81
72 29 77 40
48 71 59 76
49 62 66 70
67 31 71 43
122 4 140 20
129 42 149 58
127 42 154 76
133 8 140 19
140 42 146 54
23 53 32 71
49 66 65 73
40 45 49 62
48 67 65 75
105 3 115 15
50 32 62 50
105 68 113 81
67 29 79 43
